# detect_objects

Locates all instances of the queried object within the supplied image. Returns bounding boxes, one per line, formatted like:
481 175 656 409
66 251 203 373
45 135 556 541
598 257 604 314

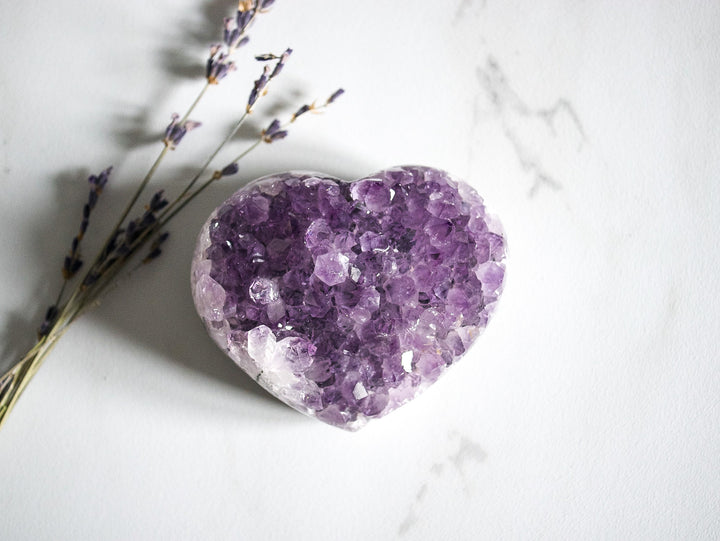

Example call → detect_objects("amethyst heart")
191 166 505 430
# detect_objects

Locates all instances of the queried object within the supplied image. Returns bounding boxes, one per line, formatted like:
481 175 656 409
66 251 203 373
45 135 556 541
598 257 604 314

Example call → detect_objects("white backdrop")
1 1 719 539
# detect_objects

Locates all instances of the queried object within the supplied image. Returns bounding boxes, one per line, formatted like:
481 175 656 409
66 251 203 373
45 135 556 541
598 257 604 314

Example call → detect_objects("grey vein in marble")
476 56 587 196
453 0 487 25
398 432 487 536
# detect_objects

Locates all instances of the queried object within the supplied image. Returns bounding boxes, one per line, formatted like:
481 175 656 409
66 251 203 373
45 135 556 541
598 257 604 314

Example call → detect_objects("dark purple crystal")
191 166 506 430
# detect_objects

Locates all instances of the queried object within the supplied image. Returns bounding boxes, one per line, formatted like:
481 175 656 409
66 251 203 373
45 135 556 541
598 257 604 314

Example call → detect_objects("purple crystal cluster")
191 166 505 430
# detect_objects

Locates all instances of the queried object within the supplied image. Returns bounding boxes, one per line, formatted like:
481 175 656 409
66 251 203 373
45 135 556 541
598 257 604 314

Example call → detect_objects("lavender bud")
269 48 292 79
255 53 278 61
221 163 240 177
264 119 281 135
88 166 111 192
59 165 113 283
326 88 345 104
223 18 240 47
236 6 255 34
207 46 236 84
163 114 201 149
291 104 311 122
259 0 276 10
261 119 288 143
247 65 271 112
164 113 181 146
97 167 112 188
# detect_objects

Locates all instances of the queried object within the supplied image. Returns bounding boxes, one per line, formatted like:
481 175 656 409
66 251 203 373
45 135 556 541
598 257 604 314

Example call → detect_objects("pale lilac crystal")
191 166 506 430
313 250 349 286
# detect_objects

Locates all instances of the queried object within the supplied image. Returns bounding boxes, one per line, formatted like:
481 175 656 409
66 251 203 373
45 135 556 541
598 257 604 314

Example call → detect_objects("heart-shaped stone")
191 166 505 430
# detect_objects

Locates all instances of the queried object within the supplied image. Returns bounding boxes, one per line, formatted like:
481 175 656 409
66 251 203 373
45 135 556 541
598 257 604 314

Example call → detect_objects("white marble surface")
1 1 719 539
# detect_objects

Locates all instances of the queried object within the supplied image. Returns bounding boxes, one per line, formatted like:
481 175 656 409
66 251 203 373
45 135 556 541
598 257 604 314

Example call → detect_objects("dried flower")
246 50 292 113
327 88 345 104
88 167 111 192
261 119 288 143
246 65 271 112
286 89 345 127
291 104 311 122
269 47 292 78
221 163 240 177
163 114 201 149
236 7 255 34
60 167 113 280
258 0 276 11
206 45 237 84
0 1 344 432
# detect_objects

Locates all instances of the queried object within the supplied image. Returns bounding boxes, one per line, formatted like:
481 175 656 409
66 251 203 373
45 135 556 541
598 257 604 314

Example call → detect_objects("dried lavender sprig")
207 1 270 88
107 191 169 260
247 49 292 113
206 45 237 85
162 88 345 224
94 48 295 280
164 114 202 149
269 47 292 78
0 1 278 432
89 86 279 292
0 83 343 432
81 189 171 292
84 114 198 292
62 167 112 281
291 88 345 122
38 167 112 337
162 57 293 224
93 2 270 262
261 119 288 143
49 1 273 305
247 65 271 113
122 1 270 230
83 1 268 283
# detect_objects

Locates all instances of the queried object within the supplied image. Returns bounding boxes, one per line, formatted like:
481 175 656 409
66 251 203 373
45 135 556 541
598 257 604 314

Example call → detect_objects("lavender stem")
158 111 251 222
180 82 210 123
159 138 262 229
